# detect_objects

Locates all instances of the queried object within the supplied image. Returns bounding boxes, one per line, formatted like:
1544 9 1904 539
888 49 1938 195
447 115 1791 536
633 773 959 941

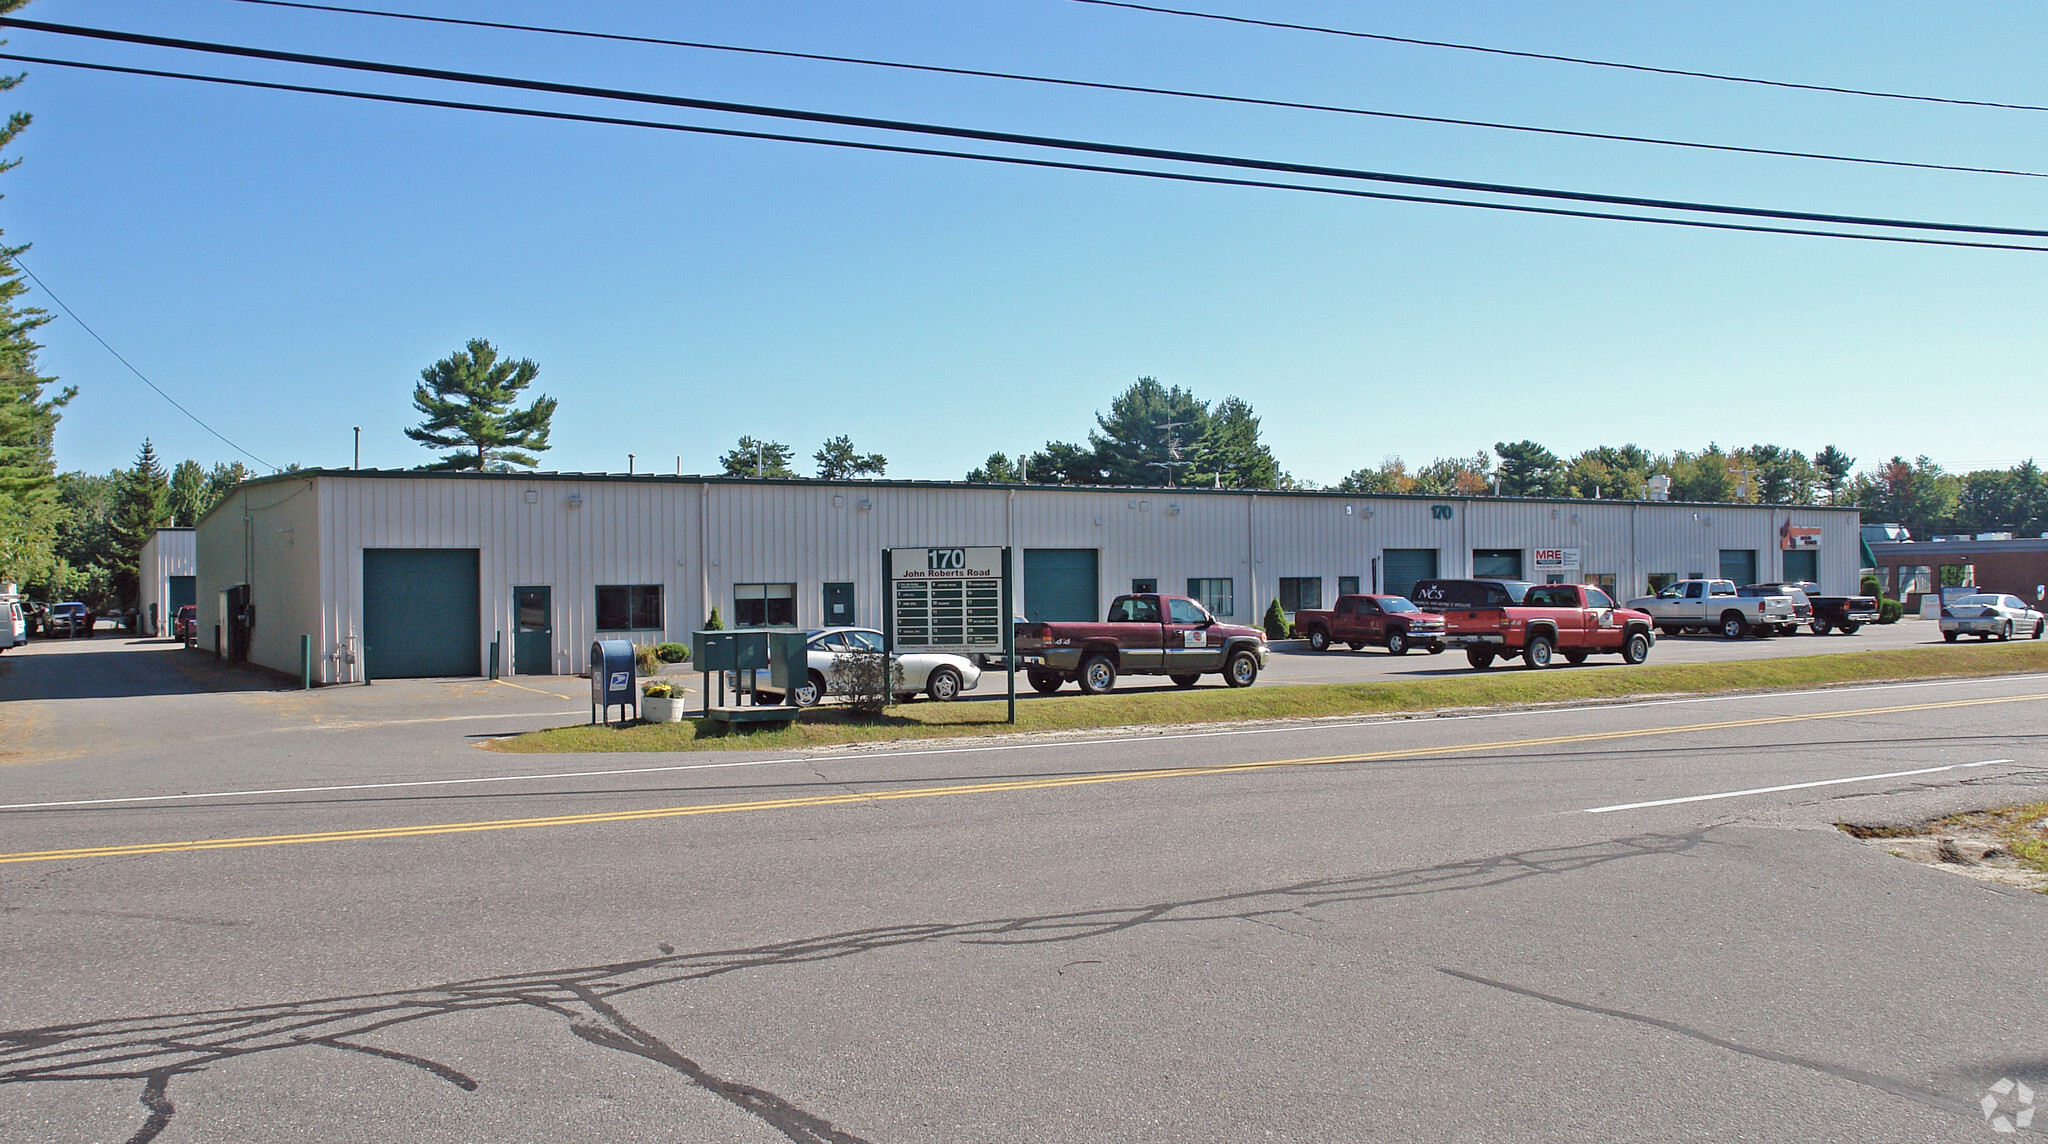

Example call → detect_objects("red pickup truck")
1294 594 1447 655
1432 581 1655 670
1014 593 1269 694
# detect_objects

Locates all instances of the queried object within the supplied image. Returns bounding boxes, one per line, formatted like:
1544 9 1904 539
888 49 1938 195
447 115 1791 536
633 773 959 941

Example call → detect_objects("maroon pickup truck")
1293 594 1447 655
1431 581 1655 670
1015 593 1269 694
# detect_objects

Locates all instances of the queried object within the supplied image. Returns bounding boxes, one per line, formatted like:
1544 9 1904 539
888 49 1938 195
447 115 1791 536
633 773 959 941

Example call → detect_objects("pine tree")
813 435 886 480
1191 396 1278 489
718 436 795 478
1088 377 1208 486
109 440 171 608
405 339 556 470
167 458 210 525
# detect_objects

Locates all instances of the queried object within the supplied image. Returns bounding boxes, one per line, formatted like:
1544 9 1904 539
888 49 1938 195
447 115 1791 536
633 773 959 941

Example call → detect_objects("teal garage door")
1382 549 1438 599
1719 549 1758 586
1024 548 1099 622
363 548 481 678
167 576 196 612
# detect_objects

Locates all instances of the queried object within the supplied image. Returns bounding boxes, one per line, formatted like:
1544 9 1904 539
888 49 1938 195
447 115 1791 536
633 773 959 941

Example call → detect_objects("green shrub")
655 641 690 664
634 643 662 676
1878 597 1903 624
1262 598 1293 640
1861 575 1883 597
704 606 725 631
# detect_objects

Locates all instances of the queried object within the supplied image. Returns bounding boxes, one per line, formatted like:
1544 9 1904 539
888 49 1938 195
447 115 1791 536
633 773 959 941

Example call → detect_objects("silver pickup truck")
1625 579 1796 639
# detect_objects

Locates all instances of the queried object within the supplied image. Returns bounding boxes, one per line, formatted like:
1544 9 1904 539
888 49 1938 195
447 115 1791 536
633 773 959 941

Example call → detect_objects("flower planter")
640 695 688 723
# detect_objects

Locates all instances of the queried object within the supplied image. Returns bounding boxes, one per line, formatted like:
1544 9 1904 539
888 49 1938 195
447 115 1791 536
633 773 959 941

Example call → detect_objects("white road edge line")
1583 759 2013 814
4 673 2038 813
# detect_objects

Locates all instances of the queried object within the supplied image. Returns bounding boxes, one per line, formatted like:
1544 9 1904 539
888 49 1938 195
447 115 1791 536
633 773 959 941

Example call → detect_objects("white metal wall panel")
137 528 195 635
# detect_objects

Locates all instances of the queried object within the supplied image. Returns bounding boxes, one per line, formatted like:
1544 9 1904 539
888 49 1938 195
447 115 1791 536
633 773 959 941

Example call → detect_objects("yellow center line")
4 692 2040 865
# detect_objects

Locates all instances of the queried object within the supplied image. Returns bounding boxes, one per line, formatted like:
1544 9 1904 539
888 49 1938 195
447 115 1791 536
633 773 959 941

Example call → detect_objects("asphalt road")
3 637 2045 1143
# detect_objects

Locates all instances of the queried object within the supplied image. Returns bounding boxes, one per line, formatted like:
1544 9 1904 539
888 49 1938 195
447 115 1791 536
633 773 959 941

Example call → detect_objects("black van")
1407 579 1534 613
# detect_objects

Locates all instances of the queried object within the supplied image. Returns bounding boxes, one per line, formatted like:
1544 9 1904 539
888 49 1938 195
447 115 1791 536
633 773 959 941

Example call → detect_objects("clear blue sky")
8 0 2046 483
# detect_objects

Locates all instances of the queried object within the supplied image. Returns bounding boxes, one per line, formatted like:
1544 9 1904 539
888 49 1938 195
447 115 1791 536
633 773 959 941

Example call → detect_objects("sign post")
885 546 1015 724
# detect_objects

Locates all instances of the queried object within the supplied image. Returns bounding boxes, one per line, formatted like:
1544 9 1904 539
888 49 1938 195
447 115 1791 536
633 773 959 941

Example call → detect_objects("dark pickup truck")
1748 581 1880 635
1414 579 1655 669
1014 593 1268 694
1292 594 1447 655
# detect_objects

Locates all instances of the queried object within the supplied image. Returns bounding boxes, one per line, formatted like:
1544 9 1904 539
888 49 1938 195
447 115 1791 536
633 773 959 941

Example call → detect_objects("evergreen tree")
965 452 1022 482
1023 440 1105 485
404 338 556 471
1337 458 1412 494
718 436 795 478
1493 440 1563 497
1190 396 1278 489
109 440 171 607
167 458 210 525
813 435 886 480
1813 445 1855 505
1087 377 1208 486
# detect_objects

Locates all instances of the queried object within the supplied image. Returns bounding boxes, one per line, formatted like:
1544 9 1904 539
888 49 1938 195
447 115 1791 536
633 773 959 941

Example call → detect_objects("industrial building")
1871 536 2048 613
191 470 1864 682
137 527 196 637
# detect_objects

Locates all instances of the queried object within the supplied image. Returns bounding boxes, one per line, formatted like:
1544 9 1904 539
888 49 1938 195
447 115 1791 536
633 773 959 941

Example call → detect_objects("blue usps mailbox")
590 639 637 724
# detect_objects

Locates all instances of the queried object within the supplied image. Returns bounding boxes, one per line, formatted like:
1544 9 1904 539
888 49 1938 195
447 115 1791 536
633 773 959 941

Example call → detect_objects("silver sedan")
769 627 984 706
1939 593 2046 642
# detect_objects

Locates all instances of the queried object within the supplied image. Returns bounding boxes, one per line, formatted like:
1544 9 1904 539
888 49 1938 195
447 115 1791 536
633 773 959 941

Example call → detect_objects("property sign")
1532 548 1580 573
1782 525 1823 550
886 547 1007 654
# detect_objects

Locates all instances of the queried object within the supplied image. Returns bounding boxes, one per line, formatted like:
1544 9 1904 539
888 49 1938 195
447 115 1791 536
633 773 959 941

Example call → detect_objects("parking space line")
1583 759 2011 814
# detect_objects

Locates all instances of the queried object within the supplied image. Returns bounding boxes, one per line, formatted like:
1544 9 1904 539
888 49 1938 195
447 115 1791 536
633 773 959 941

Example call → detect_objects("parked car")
1409 578 1534 613
1293 594 1446 655
172 604 198 641
46 601 94 638
0 598 24 649
1626 579 1794 639
1435 581 1655 669
739 627 984 705
1015 593 1268 693
1746 580 1880 635
1939 594 2046 642
1737 584 1808 636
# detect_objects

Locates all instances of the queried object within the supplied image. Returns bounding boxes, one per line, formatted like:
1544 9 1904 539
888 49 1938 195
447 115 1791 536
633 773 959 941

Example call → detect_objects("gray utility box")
590 639 637 723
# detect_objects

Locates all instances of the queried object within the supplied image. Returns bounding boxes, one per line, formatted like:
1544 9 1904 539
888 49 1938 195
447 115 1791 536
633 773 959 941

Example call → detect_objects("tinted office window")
596 585 663 631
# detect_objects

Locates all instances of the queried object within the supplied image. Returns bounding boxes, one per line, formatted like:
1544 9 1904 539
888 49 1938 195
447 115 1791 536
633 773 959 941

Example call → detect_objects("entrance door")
363 549 480 677
513 586 552 674
822 582 855 627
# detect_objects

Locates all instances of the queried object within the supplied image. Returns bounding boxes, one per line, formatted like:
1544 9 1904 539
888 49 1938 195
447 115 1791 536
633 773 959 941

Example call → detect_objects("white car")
739 627 984 705
1939 593 2046 642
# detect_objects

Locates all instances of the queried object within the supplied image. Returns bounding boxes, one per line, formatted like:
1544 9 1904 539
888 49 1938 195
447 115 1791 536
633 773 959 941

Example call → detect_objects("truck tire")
1837 622 1860 635
1384 628 1409 656
1170 673 1201 688
1523 635 1555 669
1224 649 1260 688
1621 630 1651 665
1306 626 1330 651
1563 649 1589 665
1943 631 1958 642
1720 613 1748 640
1428 642 1444 654
1810 619 1831 635
1028 670 1064 694
791 670 826 707
1656 624 1677 638
1077 655 1117 695
1465 647 1496 670
926 666 963 701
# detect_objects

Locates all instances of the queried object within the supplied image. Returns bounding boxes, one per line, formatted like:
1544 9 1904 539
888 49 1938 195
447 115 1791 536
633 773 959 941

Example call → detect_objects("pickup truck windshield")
1381 598 1419 613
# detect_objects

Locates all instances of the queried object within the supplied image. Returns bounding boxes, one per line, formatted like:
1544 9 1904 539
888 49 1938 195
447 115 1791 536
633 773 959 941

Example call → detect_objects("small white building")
195 470 1863 682
137 528 197 637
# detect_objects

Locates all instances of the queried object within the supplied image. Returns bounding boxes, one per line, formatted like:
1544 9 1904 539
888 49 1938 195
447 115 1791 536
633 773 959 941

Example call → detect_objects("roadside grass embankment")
492 639 2048 754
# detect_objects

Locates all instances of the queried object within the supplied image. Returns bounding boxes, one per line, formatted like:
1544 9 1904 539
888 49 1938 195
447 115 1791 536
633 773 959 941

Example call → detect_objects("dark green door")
167 576 196 612
1719 549 1758 585
1783 549 1817 583
513 586 552 674
1383 549 1438 599
363 548 480 677
822 582 855 627
1024 548 1099 622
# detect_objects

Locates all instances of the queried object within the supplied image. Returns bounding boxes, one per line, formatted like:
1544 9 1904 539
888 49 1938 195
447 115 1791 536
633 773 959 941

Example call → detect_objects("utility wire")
6 254 276 471
1071 0 2048 114
213 0 2048 181
8 51 2043 255
5 18 2045 242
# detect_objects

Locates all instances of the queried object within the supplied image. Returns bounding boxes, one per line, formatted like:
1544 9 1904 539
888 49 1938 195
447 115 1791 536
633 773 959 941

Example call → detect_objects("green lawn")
489 639 2048 754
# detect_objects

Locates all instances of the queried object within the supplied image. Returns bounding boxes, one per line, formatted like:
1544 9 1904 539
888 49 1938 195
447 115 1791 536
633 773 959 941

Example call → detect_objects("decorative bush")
703 606 725 631
831 648 902 718
1262 598 1293 641
1878 597 1903 624
655 641 690 663
1860 575 1883 597
634 643 662 677
642 680 676 699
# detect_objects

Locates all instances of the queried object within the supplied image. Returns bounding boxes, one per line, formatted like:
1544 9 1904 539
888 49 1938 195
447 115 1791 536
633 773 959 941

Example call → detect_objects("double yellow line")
4 692 2039 865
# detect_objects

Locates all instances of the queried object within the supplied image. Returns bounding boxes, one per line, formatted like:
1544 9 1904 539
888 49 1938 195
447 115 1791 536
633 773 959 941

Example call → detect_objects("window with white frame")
596 584 663 631
734 582 796 627
1186 577 1234 617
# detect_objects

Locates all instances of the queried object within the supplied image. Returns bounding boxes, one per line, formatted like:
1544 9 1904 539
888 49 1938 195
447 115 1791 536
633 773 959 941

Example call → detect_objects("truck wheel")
1523 635 1555 669
1465 647 1495 670
1170 673 1200 688
1427 642 1444 655
1078 655 1117 695
1621 630 1651 665
1224 649 1260 688
926 666 963 701
1720 614 1748 640
1028 670 1064 694
1656 625 1676 638
1837 622 1860 635
1810 619 1831 636
1943 631 1958 642
1306 626 1329 651
791 671 825 707
1384 628 1409 656
1563 649 1589 665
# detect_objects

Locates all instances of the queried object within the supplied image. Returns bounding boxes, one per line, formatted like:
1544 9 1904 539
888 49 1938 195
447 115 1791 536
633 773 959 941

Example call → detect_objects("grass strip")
488 639 2048 754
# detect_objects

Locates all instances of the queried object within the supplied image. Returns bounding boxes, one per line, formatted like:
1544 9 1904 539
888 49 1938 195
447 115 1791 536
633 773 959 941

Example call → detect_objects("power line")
1071 0 2048 114
6 18 2046 243
6 254 276 471
212 0 2048 182
8 51 2044 255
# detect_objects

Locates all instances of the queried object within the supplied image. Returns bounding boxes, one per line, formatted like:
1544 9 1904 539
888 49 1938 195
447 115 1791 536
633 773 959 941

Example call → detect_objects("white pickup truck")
1625 579 1797 639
